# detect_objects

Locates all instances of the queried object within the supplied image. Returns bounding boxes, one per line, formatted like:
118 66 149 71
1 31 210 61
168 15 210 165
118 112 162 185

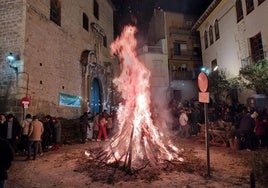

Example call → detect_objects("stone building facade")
140 9 202 107
0 0 118 121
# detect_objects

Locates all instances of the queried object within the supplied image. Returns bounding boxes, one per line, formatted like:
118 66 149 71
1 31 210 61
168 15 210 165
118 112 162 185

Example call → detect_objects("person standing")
0 114 7 139
239 111 255 151
80 112 90 143
106 115 113 137
92 113 99 141
42 116 52 152
254 112 266 148
21 114 32 153
4 114 21 154
45 115 55 147
0 137 14 188
52 117 61 150
26 116 44 160
97 115 109 141
179 109 190 138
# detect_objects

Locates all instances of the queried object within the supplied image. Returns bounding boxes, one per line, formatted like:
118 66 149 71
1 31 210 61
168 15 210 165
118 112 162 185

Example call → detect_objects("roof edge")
192 0 222 31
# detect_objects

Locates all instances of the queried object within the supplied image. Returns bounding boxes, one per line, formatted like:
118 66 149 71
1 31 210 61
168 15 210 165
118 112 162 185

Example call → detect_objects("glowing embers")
91 25 182 171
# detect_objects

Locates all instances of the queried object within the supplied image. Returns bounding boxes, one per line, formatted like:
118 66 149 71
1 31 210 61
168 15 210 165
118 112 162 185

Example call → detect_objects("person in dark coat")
3 114 21 154
0 137 14 188
80 112 90 143
42 116 52 152
239 111 255 150
0 114 7 139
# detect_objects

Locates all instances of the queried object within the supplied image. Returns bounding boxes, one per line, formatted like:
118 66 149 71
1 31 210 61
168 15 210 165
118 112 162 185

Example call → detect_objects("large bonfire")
92 25 182 172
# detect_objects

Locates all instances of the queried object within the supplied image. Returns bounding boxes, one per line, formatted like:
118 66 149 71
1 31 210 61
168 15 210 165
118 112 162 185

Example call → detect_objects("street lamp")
213 65 218 71
6 52 31 120
6 53 16 61
6 52 19 73
5 52 29 97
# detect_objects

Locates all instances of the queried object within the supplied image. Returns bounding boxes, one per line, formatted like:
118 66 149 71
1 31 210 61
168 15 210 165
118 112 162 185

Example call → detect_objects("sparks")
99 25 182 170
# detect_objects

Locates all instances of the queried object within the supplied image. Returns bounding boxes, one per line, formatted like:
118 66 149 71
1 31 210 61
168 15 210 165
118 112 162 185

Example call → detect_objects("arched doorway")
91 78 101 114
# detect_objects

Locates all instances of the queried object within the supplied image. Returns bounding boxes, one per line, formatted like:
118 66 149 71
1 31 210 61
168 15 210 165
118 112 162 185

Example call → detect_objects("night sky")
111 0 213 37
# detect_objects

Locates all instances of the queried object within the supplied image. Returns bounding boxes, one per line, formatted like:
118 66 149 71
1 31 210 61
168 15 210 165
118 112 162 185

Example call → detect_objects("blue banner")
59 93 81 107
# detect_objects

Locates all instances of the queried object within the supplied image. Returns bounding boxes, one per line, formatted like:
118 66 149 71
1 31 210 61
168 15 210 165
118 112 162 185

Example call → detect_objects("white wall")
138 49 169 107
197 0 268 103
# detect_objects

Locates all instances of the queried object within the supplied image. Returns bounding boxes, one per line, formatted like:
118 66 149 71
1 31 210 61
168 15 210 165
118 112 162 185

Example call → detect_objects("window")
193 47 201 57
258 0 265 5
209 26 214 45
93 0 99 20
235 0 243 22
214 20 220 40
173 43 181 56
250 33 264 62
246 0 254 14
211 59 218 71
173 41 187 56
83 13 89 31
50 0 61 26
185 20 193 29
204 31 208 49
103 36 107 48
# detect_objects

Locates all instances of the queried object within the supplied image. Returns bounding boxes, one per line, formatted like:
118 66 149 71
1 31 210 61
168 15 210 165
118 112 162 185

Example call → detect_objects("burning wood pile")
88 25 184 173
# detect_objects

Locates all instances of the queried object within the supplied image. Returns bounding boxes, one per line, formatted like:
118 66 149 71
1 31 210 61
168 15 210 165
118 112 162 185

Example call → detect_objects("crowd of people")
1 100 268 187
168 99 268 151
79 99 268 153
0 113 62 160
0 112 62 187
79 110 116 143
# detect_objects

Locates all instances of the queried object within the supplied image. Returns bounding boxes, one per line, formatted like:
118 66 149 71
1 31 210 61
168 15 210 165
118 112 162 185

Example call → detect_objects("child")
92 113 99 141
97 116 109 141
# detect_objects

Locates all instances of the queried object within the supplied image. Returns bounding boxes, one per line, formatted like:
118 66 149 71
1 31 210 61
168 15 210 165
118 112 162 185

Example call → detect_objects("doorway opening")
90 78 102 114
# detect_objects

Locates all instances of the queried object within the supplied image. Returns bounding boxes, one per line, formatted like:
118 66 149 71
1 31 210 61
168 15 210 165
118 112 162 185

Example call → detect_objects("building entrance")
90 78 101 114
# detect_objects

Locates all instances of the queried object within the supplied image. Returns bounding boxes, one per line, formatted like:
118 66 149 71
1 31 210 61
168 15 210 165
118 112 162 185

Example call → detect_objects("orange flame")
107 25 181 168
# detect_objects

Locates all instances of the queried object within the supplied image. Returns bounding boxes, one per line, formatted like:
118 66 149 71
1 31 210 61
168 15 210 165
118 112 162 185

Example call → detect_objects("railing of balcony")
169 27 191 36
241 56 252 67
137 45 163 54
241 51 266 67
171 70 194 80
171 49 202 59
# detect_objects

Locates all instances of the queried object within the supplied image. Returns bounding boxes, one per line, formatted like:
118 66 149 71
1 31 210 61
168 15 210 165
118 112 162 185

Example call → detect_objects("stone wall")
0 0 26 118
0 0 116 121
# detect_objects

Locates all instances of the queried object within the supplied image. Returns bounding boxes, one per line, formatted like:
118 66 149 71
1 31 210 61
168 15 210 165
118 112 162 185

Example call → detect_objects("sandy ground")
7 137 257 188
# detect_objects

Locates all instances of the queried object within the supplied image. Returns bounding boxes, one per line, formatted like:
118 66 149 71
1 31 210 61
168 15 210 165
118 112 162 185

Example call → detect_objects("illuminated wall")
0 0 116 120
195 0 268 103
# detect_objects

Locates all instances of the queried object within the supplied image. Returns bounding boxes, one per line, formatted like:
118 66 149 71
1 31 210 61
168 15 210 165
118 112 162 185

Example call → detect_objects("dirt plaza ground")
7 134 265 188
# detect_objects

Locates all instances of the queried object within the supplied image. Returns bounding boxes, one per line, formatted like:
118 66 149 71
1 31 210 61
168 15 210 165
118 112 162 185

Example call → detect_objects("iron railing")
170 70 194 80
241 51 266 67
137 45 163 54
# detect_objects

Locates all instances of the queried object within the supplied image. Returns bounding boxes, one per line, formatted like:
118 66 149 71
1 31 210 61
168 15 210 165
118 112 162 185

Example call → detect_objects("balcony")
170 70 194 80
169 26 191 37
171 49 201 60
137 45 163 55
241 51 266 67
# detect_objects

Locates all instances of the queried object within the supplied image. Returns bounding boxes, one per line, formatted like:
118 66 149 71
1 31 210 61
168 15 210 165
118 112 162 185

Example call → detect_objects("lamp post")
6 52 29 97
6 52 30 118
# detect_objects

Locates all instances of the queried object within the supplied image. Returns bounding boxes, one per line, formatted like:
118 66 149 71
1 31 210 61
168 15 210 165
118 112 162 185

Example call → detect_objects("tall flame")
106 25 180 169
